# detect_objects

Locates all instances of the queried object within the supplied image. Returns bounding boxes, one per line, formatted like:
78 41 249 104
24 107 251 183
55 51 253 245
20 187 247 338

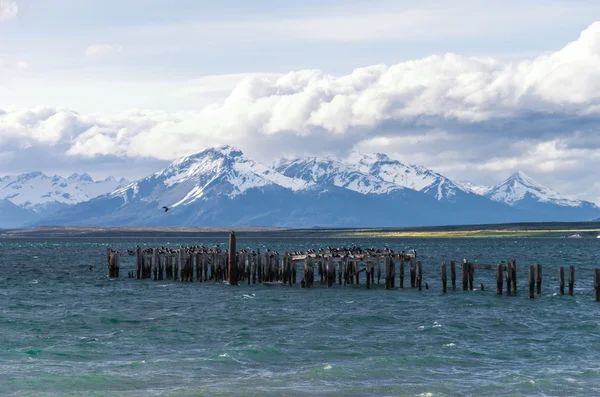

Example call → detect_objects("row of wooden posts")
105 232 600 301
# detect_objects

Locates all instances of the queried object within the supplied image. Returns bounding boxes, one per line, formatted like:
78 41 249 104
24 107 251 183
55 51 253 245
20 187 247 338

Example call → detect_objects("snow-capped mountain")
20 146 600 228
274 157 402 195
486 171 587 207
37 146 468 227
482 171 599 221
344 152 469 201
0 171 129 211
458 182 492 195
110 145 311 207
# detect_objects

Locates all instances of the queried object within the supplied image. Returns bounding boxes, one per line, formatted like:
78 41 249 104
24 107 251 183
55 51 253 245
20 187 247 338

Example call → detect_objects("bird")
162 206 169 212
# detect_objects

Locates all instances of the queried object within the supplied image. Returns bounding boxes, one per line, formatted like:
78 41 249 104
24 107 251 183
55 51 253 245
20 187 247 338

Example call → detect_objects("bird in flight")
162 206 169 212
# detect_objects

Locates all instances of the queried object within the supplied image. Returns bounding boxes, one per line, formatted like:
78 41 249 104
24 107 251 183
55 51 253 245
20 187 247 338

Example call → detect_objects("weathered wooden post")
536 264 542 295
511 259 517 293
178 249 184 282
417 261 423 291
228 231 238 286
505 262 512 295
559 266 565 295
399 258 404 288
496 263 503 295
385 256 391 290
595 268 600 302
366 262 371 289
528 265 535 299
450 260 456 290
410 258 416 288
568 265 575 296
461 260 468 291
151 248 158 280
327 256 335 287
468 261 474 291
135 246 141 279
441 262 447 293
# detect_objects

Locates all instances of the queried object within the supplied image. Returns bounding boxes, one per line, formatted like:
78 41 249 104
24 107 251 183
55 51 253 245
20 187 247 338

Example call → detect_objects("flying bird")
162 206 169 212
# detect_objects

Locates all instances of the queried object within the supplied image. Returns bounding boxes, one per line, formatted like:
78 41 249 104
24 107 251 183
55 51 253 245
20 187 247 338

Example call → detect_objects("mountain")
0 172 129 228
484 171 600 221
37 146 473 228
0 171 129 212
30 147 600 228
0 198 40 228
275 153 532 225
345 152 470 202
274 157 402 194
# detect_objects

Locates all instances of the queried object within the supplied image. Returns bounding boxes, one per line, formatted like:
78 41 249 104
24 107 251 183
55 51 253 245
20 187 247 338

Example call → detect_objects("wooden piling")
559 266 565 295
511 259 517 293
468 261 474 291
417 261 423 291
135 247 141 279
228 231 238 286
441 262 447 293
505 262 512 295
528 265 535 299
569 265 575 296
594 268 600 302
450 260 456 290
385 256 391 289
410 258 416 288
461 260 468 291
399 258 404 288
496 263 503 295
536 264 542 295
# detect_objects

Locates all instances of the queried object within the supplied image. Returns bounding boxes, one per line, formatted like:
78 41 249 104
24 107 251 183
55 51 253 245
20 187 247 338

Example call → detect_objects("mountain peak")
206 144 243 157
486 171 586 207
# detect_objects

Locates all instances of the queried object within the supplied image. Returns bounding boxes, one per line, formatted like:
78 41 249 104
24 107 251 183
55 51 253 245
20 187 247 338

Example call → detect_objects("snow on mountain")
485 171 591 208
274 157 402 195
110 145 312 209
0 171 130 211
458 181 492 195
344 152 470 201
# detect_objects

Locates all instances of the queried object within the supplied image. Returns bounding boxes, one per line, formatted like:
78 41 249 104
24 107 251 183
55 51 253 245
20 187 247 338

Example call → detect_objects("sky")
1 0 600 202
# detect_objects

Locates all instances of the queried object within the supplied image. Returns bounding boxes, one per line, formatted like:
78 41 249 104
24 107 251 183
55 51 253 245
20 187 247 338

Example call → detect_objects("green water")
1 236 600 396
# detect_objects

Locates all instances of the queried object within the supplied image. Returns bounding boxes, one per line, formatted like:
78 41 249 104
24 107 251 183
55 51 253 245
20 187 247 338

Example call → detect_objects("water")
1 236 600 396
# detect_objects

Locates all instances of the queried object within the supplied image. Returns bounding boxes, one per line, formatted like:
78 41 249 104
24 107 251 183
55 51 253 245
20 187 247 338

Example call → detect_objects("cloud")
2 22 600 201
0 0 17 21
85 44 123 58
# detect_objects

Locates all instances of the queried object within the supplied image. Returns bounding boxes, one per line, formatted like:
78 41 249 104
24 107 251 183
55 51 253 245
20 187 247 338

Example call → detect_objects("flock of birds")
108 245 416 259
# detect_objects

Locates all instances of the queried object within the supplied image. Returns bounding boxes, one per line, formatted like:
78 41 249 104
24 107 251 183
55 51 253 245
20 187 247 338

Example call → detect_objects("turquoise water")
1 236 600 396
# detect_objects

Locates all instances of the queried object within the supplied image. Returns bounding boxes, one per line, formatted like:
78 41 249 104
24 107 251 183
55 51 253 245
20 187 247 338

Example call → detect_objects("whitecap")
219 353 229 357
418 326 425 329
33 256 38 259
444 343 456 347
242 294 254 299
28 280 38 284
324 364 332 370
344 301 354 304
417 393 433 397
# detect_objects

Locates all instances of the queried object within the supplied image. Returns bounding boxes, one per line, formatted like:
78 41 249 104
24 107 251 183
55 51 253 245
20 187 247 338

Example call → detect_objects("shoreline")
2 222 600 238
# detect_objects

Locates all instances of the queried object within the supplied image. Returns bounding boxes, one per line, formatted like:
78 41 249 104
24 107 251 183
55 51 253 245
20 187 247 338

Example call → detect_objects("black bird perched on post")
162 206 169 212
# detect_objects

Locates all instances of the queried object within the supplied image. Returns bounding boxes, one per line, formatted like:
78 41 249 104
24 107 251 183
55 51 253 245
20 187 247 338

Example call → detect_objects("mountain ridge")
3 145 598 228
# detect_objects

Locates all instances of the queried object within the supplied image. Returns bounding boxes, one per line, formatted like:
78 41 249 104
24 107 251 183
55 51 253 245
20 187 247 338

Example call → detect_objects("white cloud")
0 0 17 21
2 22 600 201
85 44 123 58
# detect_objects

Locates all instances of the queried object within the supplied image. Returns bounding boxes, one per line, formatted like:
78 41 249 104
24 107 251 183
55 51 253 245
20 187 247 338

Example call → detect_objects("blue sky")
1 0 600 202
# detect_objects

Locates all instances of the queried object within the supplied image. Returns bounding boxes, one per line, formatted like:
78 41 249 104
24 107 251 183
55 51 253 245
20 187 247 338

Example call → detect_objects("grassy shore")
343 229 600 238
2 222 600 238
